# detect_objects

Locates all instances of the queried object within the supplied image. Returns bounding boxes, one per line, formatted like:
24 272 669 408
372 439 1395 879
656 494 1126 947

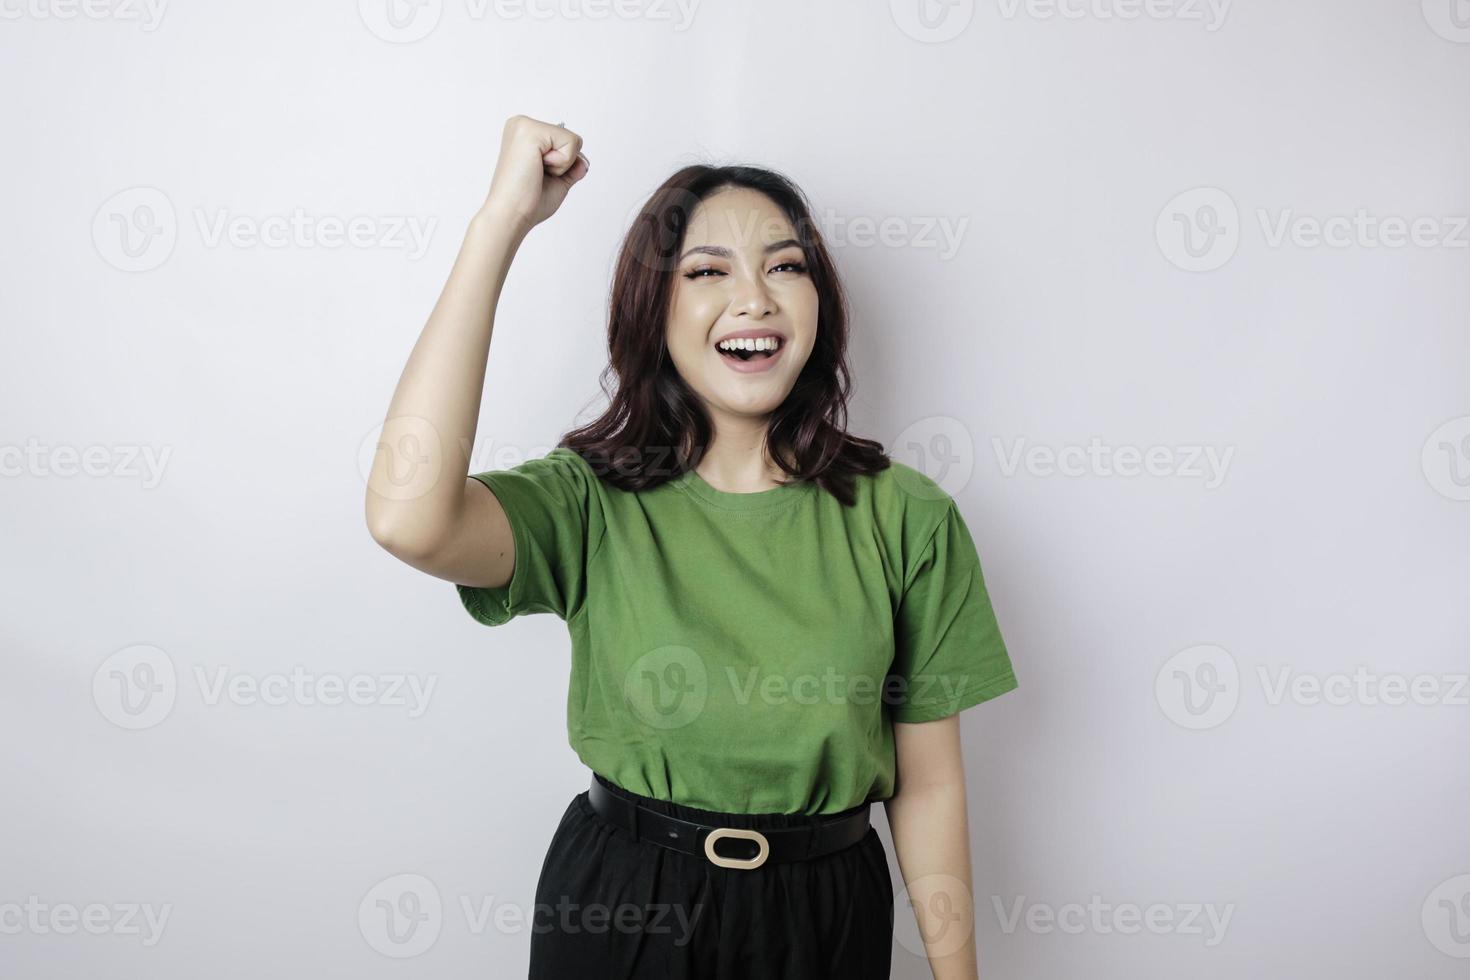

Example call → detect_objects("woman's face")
664 187 819 432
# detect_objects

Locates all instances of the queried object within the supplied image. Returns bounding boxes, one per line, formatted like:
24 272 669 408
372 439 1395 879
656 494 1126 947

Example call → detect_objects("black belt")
586 773 871 871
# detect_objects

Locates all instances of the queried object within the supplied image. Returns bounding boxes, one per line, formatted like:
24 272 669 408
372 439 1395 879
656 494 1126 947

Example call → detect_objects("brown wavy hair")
559 164 889 507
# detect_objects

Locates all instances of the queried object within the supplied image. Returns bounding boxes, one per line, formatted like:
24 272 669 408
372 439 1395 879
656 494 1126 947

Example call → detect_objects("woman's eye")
682 261 806 280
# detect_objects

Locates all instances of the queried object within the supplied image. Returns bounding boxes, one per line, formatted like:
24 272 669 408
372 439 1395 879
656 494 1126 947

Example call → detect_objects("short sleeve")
887 500 1018 722
454 447 600 626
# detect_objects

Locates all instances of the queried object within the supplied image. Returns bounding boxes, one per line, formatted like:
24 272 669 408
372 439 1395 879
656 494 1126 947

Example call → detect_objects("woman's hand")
482 114 589 234
367 116 583 569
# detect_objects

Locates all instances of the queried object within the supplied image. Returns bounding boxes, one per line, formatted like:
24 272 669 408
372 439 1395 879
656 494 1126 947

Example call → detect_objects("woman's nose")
730 276 776 317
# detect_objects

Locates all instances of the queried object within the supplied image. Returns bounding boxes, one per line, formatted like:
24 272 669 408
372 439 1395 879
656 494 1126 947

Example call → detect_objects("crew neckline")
673 465 816 512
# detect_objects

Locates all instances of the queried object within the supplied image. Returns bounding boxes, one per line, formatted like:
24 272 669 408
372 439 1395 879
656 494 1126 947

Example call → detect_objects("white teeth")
717 336 780 352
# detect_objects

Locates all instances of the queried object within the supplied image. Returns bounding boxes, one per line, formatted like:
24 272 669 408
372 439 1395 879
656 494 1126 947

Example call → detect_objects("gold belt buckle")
703 827 770 870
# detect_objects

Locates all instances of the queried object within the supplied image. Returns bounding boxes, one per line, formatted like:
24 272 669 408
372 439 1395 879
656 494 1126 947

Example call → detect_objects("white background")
2 1 1468 977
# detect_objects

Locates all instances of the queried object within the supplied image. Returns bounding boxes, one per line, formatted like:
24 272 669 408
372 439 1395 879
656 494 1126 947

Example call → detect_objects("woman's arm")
886 714 983 980
364 115 588 589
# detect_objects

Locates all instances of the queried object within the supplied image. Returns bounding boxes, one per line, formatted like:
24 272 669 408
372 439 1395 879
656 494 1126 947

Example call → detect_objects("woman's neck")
694 422 790 492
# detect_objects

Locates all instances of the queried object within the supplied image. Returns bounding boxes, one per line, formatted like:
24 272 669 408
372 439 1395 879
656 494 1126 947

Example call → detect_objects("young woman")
366 114 1019 980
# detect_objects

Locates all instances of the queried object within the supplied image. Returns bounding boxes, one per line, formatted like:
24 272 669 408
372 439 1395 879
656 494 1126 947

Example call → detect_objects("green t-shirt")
455 447 1018 816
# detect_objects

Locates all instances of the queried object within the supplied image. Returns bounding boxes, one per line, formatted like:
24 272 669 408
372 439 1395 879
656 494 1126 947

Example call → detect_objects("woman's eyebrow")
679 238 803 261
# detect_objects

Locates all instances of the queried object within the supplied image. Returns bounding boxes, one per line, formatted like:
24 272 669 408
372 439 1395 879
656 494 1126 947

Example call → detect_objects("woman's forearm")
886 780 982 980
364 206 530 555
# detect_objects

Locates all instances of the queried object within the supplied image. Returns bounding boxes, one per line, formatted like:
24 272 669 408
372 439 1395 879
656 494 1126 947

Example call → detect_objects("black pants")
529 772 895 979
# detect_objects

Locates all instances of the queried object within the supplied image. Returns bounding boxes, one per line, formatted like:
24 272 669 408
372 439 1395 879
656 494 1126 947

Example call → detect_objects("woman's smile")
713 329 788 374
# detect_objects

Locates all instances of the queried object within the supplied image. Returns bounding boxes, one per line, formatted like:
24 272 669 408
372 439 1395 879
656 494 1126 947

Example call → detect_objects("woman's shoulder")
490 445 598 486
826 456 959 557
857 455 957 516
